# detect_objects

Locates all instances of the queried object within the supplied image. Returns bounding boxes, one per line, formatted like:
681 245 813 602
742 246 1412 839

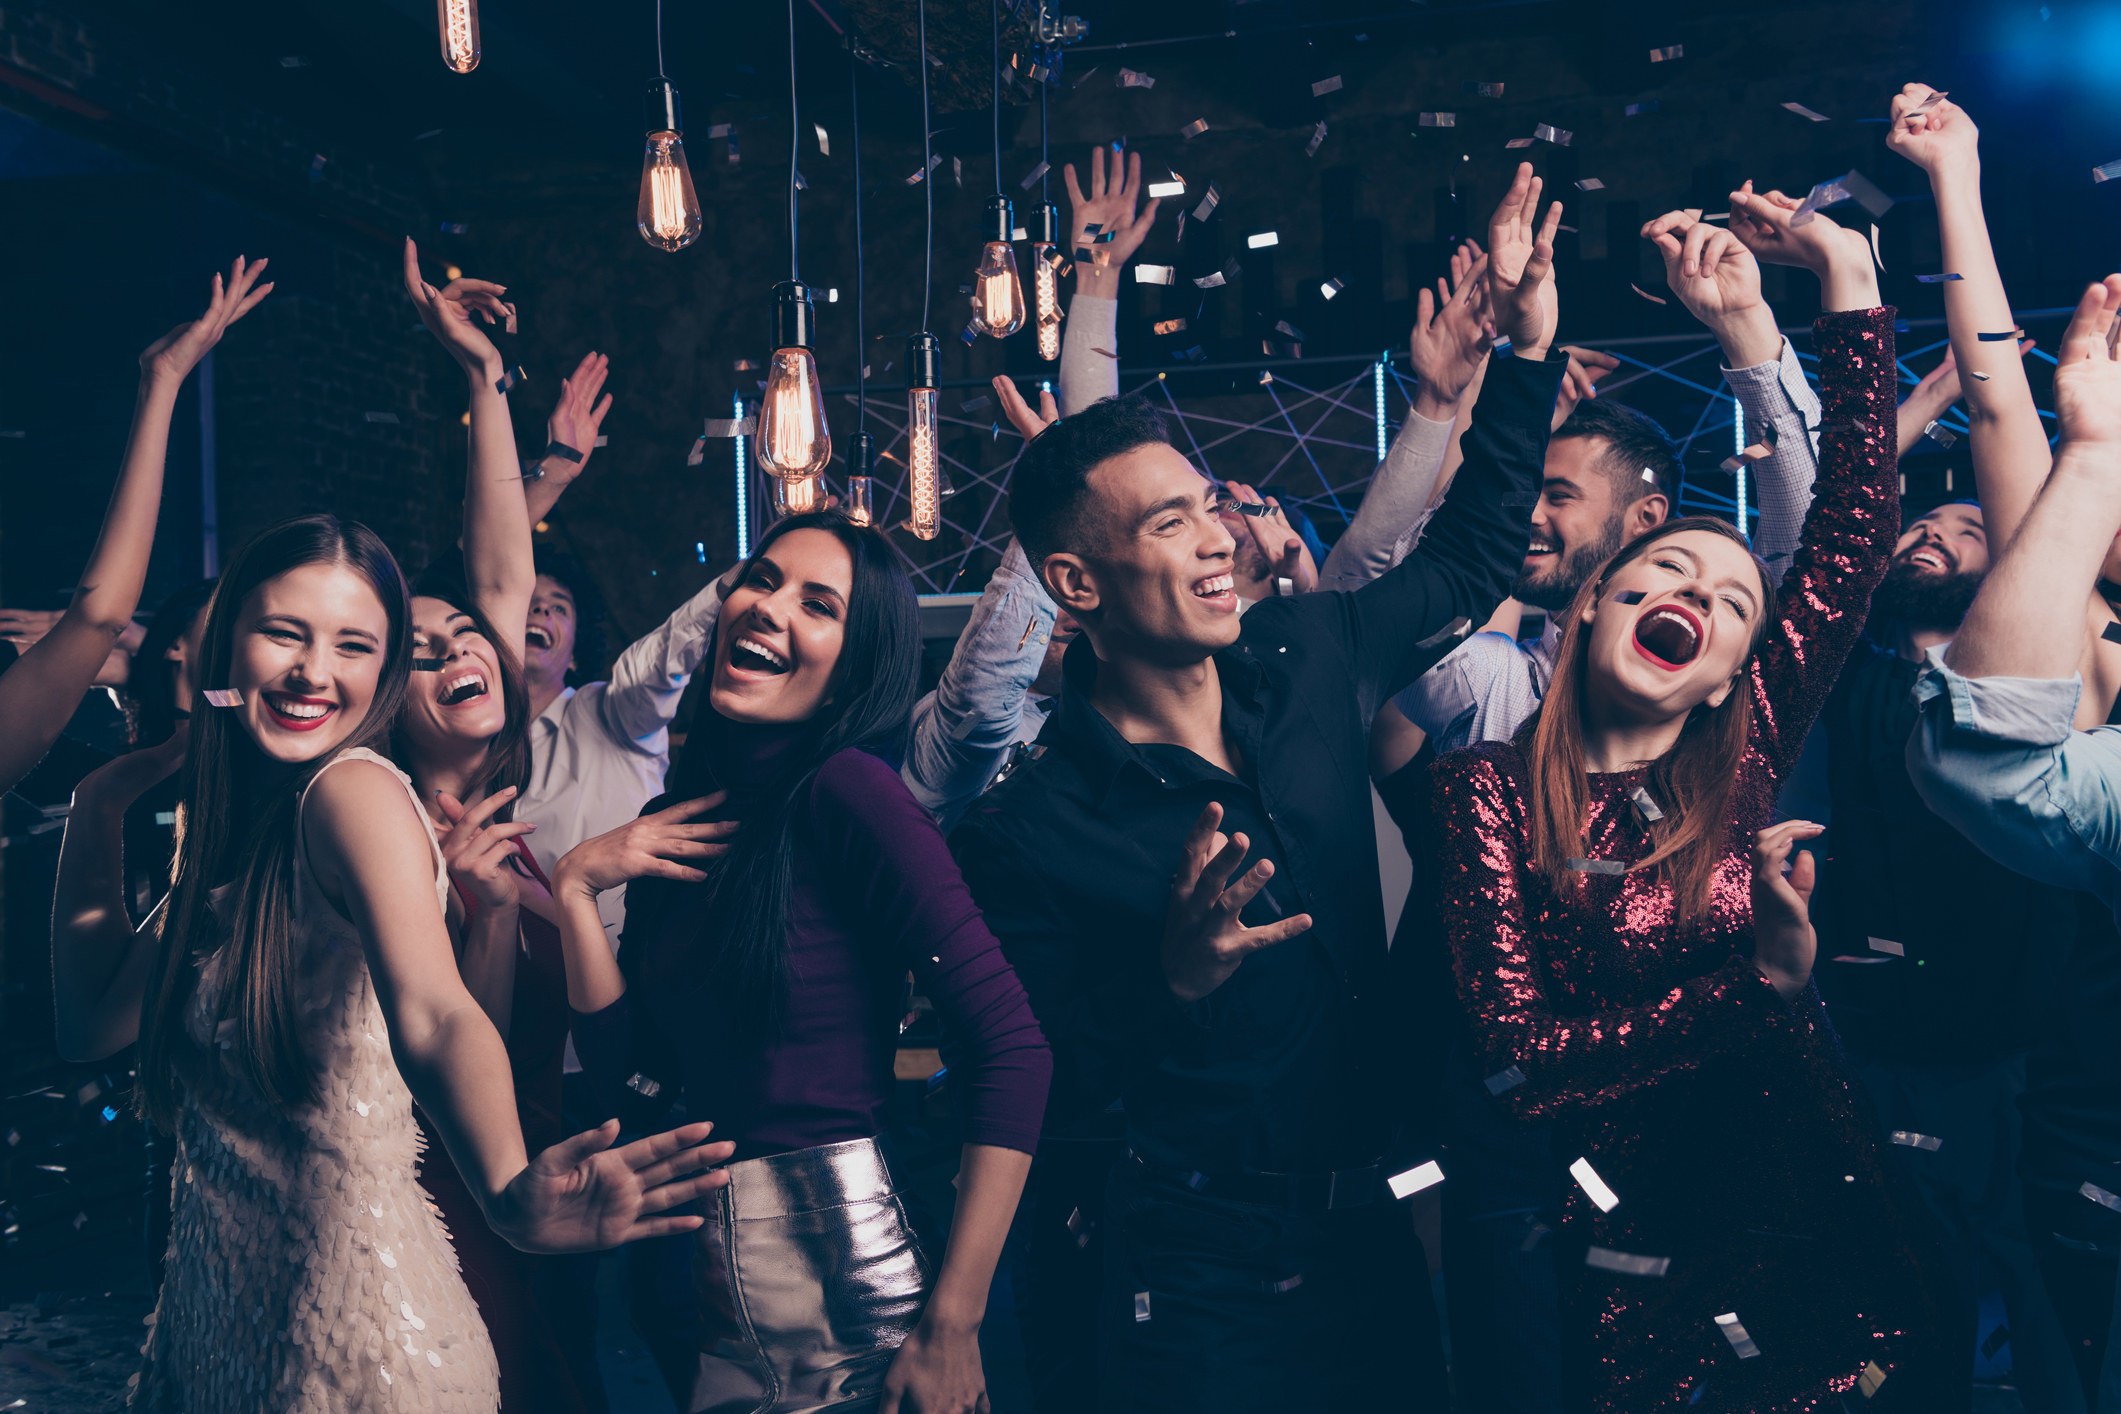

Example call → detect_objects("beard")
1510 513 1630 612
1872 558 1984 630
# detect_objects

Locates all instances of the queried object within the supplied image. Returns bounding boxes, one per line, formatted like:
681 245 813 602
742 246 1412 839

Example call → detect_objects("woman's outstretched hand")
1750 819 1823 1002
403 237 517 379
141 256 274 390
552 793 738 899
992 375 1059 442
495 1118 735 1253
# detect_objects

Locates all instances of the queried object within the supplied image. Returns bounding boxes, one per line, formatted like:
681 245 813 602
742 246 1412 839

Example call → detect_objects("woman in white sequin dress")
52 497 734 1411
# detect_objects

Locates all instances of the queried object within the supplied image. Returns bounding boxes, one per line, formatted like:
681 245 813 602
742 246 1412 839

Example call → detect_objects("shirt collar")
1052 633 1266 806
533 686 574 732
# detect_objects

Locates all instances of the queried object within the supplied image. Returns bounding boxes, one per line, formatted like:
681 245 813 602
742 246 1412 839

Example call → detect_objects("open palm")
403 237 516 376
140 256 274 387
1064 147 1161 269
1486 163 1561 353
499 1119 735 1254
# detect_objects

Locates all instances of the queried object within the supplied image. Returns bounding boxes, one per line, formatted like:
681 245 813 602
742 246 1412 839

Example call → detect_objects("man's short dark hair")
1010 395 1172 568
1553 398 1680 505
533 546 609 685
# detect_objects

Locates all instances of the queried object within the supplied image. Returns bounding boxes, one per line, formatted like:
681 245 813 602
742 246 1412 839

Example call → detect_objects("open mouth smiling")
1901 545 1951 574
728 634 790 676
1192 572 1236 609
438 670 489 707
1632 603 1704 670
524 624 554 651
264 692 338 731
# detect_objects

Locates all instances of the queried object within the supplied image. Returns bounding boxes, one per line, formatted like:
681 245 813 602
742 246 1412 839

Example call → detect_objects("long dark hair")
137 516 413 1131
633 511 920 1031
392 566 534 820
1525 517 1776 925
124 579 218 748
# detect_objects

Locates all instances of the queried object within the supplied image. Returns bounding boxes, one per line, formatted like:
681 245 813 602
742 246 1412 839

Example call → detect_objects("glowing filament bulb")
769 474 821 518
844 475 873 526
755 349 832 480
1034 245 1062 361
639 133 702 251
972 243 1026 338
437 0 480 73
907 387 941 540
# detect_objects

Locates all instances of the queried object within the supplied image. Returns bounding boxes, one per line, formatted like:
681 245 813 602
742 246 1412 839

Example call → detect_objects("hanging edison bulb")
437 0 480 72
905 333 942 540
845 431 876 527
769 474 822 518
755 282 833 481
969 196 1026 338
639 79 703 252
1030 201 1062 361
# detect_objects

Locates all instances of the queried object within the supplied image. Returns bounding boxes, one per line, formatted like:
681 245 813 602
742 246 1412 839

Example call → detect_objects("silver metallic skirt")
689 1136 933 1414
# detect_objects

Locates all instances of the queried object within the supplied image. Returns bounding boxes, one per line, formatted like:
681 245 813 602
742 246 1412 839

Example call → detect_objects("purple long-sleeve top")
571 719 1051 1161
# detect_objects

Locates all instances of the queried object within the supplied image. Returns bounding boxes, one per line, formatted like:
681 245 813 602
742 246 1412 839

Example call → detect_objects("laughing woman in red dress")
1423 289 1953 1410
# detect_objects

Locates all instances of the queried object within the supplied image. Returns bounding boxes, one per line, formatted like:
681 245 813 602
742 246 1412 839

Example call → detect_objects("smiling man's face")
523 574 577 687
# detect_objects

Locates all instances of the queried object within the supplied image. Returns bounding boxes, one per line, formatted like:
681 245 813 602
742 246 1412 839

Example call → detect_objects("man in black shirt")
1809 498 2081 1406
952 166 1568 1413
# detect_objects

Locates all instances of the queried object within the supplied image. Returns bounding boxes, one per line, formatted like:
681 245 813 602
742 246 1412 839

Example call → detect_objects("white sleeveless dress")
133 747 501 1412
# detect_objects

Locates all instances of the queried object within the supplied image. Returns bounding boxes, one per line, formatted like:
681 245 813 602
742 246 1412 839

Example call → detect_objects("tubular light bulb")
639 80 702 252
1033 249 1061 360
755 283 832 479
438 0 480 73
904 333 943 540
846 432 876 527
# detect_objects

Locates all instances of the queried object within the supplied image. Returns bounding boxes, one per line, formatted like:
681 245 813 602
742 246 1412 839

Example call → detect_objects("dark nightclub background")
3 0 2119 1406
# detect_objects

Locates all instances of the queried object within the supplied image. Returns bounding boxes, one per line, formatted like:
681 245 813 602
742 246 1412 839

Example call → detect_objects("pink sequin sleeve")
1746 306 1901 778
1428 748 1795 1121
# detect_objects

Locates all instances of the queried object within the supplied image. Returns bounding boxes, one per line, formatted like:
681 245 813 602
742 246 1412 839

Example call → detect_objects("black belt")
1124 1150 1383 1212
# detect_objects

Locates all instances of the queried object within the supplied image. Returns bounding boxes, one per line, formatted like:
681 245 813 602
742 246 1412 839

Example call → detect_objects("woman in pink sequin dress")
1422 304 1954 1412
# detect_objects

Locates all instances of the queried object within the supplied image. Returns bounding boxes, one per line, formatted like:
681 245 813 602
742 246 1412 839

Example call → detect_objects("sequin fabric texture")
1427 309 1951 1411
133 748 500 1412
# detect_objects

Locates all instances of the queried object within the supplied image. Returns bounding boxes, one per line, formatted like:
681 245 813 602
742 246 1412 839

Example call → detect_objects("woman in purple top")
549 509 1052 1414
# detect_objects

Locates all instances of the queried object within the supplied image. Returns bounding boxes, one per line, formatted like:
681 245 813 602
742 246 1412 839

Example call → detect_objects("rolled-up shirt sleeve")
1724 338 1822 586
1906 646 2121 918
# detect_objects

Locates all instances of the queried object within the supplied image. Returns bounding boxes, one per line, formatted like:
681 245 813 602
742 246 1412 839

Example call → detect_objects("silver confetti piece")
1019 159 1050 191
1321 277 1345 298
1118 68 1156 89
1194 270 1228 289
1182 119 1210 139
1388 1161 1445 1199
1147 179 1185 198
1505 137 1535 149
1629 786 1664 822
1135 264 1177 285
496 365 527 395
625 1073 662 1098
1465 81 1504 97
1781 101 1831 122
1923 419 1959 449
703 417 758 438
203 689 243 708
1311 75 1344 97
439 221 469 234
1419 112 1456 128
2083 1180 2121 1212
1485 1065 1526 1095
2103 622 2121 646
1868 937 1905 956
686 436 706 466
1891 1130 1943 1151
1575 178 1606 191
1268 1273 1304 1292
2095 160 2121 184
1192 183 1221 222
1585 1246 1669 1277
1715 1312 1762 1358
1567 858 1629 876
1415 616 1474 651
1534 123 1572 145
1306 121 1328 157
1978 329 2023 342
1790 168 1893 225
1616 590 1647 604
707 123 732 138
1133 1291 1152 1322
1648 43 1683 61
1972 371 1990 381
1570 1156 1621 1211
905 153 942 185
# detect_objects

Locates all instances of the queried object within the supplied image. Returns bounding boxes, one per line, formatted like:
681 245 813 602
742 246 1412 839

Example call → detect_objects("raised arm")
306 758 731 1252
1320 243 1492 590
50 729 189 1061
523 353 615 526
405 240 534 660
1642 208 1823 582
1428 751 1794 1124
1057 147 1158 414
0 258 270 796
598 567 735 749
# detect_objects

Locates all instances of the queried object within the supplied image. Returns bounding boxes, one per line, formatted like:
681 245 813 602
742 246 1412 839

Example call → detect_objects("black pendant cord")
786 0 800 281
851 45 866 436
655 0 665 76
1039 38 1049 201
991 0 1002 196
918 0 932 331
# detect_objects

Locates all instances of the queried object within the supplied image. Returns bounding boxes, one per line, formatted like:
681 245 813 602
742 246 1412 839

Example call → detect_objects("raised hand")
1749 819 1823 1002
403 237 516 379
140 256 274 389
2052 276 2121 450
1160 803 1313 1003
992 374 1059 442
1893 347 1988 460
436 786 538 915
1486 163 1562 358
1063 147 1162 295
1885 83 1977 181
546 352 614 470
1409 241 1493 419
1549 346 1621 433
1218 483 1319 596
1642 211 1766 325
553 794 738 899
1726 180 1878 312
496 1119 735 1253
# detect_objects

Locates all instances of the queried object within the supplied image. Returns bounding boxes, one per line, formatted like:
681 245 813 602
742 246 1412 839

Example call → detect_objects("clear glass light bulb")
770 474 821 518
970 243 1026 338
844 476 873 526
638 133 702 252
438 0 480 73
755 347 832 479
1033 244 1062 361
907 386 941 540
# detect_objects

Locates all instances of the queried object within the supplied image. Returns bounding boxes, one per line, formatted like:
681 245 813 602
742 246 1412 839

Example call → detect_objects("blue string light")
734 391 750 560
1731 398 1747 534
1373 357 1388 461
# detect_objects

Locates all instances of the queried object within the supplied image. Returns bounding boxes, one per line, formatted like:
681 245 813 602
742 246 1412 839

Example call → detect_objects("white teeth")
273 697 330 719
1193 574 1234 596
442 672 485 697
1526 542 1556 554
735 635 789 669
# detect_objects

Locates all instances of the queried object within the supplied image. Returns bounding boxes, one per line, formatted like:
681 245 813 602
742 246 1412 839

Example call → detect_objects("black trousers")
1097 1159 1450 1413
